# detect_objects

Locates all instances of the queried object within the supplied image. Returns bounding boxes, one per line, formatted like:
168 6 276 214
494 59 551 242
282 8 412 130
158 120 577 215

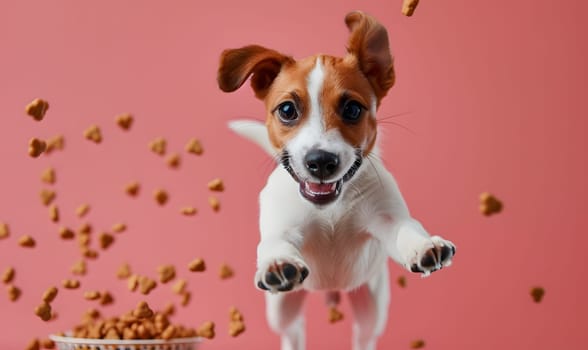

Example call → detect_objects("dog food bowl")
49 334 200 350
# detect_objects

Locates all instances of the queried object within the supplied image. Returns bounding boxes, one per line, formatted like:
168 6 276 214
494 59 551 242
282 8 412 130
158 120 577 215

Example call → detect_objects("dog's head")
218 11 394 206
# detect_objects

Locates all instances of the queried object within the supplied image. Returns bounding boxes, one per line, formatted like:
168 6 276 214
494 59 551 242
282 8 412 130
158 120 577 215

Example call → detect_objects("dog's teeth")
305 182 337 195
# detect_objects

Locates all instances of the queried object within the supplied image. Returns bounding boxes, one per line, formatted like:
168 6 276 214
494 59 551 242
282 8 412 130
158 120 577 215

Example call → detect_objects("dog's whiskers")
377 120 415 135
377 112 416 135
376 111 412 121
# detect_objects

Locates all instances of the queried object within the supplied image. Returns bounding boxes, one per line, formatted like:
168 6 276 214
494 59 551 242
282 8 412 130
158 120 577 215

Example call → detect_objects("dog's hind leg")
347 264 390 350
266 290 308 350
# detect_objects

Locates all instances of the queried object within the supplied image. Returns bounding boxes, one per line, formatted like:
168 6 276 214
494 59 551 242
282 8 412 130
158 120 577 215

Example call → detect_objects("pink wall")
1 0 587 348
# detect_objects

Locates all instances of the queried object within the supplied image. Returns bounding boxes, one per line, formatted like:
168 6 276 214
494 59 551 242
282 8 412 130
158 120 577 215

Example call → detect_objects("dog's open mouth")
299 180 342 205
281 150 362 206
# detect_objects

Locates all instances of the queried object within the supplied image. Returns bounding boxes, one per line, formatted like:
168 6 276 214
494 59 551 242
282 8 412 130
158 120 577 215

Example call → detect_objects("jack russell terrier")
217 11 456 350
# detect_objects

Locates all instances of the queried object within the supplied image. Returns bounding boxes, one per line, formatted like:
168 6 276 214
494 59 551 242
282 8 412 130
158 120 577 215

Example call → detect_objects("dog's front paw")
407 236 456 277
255 259 309 293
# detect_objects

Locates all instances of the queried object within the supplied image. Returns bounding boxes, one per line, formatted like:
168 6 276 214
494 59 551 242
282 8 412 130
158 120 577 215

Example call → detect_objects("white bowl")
49 334 200 350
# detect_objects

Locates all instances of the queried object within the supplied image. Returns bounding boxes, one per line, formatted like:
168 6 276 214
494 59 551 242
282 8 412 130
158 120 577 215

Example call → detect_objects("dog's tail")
228 120 277 157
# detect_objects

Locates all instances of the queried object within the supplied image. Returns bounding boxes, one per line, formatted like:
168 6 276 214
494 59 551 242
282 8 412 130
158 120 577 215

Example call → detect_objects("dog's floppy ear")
218 45 294 99
345 11 395 100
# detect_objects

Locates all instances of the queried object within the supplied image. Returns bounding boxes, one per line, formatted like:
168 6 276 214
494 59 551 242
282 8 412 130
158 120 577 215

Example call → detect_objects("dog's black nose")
305 150 339 179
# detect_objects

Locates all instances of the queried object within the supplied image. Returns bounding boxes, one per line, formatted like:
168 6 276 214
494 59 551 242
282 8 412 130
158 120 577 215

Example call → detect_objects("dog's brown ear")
218 45 294 99
345 11 395 100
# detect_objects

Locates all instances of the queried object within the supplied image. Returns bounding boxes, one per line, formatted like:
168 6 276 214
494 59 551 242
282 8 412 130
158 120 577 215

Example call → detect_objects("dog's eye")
276 101 298 124
341 100 364 123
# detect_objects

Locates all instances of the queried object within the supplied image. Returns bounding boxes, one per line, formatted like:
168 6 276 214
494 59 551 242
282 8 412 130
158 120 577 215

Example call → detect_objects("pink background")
1 0 587 348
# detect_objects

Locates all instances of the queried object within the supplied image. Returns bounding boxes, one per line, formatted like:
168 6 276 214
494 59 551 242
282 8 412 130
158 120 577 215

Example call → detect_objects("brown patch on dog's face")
262 55 378 156
320 55 378 155
263 56 317 151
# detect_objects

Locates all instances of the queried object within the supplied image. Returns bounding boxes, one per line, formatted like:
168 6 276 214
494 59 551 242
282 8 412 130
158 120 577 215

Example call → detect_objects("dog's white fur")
222 12 455 350
229 115 455 350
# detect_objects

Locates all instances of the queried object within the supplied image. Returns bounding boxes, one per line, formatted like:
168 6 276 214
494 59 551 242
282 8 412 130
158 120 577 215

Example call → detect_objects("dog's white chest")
300 215 387 291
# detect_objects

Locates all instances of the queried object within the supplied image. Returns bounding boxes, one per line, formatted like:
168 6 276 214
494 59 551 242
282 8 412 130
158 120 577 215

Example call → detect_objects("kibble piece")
49 204 59 222
410 339 426 349
530 286 545 303
328 307 344 323
161 324 177 340
402 0 420 16
185 138 203 155
7 285 22 301
229 307 243 322
0 222 9 239
180 291 191 307
197 321 215 339
219 263 234 279
42 286 58 303
397 275 407 288
125 181 140 197
40 339 55 349
81 247 99 259
62 279 80 289
88 324 102 337
116 113 133 130
72 327 88 338
84 125 102 143
104 327 121 340
26 98 49 121
208 196 220 211
127 274 139 292
59 227 75 240
479 192 503 216
166 153 181 168
155 313 171 331
45 135 64 155
76 204 90 217
71 260 87 275
2 266 15 284
158 265 176 283
77 232 91 248
180 207 197 216
139 276 157 295
207 178 224 192
41 167 56 184
40 189 56 206
228 308 246 337
112 223 126 233
154 189 169 206
35 301 52 321
100 291 114 306
78 222 92 235
123 327 138 339
149 137 167 156
99 232 115 250
188 258 206 272
163 302 176 316
25 338 40 350
117 263 132 279
137 324 152 339
29 138 47 157
19 235 36 248
84 290 101 300
172 279 187 294
229 320 246 337
85 309 101 323
133 301 154 319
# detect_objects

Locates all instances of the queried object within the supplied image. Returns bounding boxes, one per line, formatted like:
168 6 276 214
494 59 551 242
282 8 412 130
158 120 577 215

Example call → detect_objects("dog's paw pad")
256 261 309 293
409 237 456 276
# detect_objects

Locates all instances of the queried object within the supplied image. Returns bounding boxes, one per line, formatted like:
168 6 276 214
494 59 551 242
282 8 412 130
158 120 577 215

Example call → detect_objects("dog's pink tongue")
306 182 335 194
